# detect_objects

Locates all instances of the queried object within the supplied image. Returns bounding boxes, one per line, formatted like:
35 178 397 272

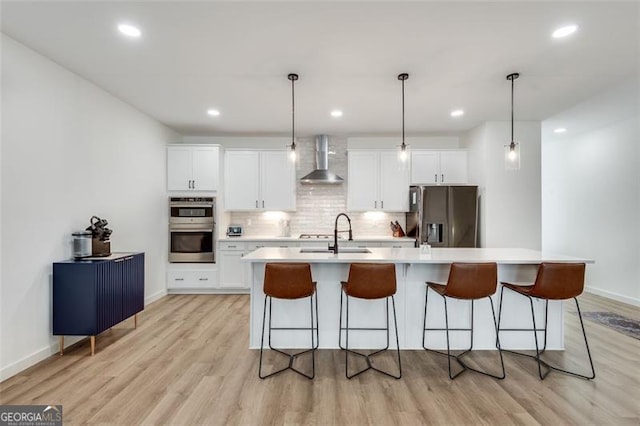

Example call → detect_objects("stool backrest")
345 263 396 299
530 262 585 300
445 262 498 299
264 263 314 299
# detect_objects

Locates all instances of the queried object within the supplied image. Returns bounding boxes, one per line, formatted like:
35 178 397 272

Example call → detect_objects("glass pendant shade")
504 140 520 171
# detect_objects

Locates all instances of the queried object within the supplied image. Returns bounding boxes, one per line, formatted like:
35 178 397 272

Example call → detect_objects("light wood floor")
1 292 639 425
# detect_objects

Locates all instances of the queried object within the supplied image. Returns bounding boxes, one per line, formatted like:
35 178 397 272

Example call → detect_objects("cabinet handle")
227 245 236 248
175 278 184 281
262 200 265 208
434 174 437 182
381 200 384 209
255 200 258 208
125 256 134 260
192 180 196 189
114 258 124 263
375 201 377 209
441 174 444 182
199 278 208 281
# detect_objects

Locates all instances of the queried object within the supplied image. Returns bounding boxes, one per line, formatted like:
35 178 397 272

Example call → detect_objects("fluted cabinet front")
53 253 145 338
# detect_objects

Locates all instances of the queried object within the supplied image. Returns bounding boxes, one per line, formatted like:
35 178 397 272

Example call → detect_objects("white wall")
1 35 179 380
462 121 541 249
542 79 640 305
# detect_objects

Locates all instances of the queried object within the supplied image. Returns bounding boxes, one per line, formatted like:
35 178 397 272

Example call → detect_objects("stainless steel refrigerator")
406 185 478 247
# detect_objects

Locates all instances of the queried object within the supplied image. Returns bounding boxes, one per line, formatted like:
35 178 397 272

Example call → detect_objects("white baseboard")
167 288 250 295
2 291 168 383
585 286 640 307
0 336 84 383
145 288 167 305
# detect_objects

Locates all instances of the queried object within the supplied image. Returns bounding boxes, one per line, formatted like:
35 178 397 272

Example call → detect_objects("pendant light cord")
511 75 514 143
402 77 405 145
291 76 295 148
288 73 298 150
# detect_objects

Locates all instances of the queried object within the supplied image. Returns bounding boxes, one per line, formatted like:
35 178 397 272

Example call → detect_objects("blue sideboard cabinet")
53 252 144 355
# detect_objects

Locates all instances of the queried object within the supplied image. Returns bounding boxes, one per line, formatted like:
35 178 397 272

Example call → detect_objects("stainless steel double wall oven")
169 197 215 263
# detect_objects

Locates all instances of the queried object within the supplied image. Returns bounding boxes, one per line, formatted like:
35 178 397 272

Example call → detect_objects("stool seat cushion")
264 263 315 299
342 263 396 299
426 282 447 296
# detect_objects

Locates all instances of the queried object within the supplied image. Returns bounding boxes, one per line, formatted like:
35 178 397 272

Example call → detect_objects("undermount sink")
299 248 371 254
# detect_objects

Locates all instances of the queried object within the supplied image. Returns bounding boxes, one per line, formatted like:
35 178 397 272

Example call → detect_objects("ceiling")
2 1 638 137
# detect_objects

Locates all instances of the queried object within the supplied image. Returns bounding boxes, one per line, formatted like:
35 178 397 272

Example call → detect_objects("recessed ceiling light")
450 109 464 117
118 24 141 38
554 127 567 133
207 109 220 117
330 110 343 117
552 25 578 39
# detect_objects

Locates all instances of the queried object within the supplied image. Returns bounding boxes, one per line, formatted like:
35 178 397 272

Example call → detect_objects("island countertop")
242 247 593 264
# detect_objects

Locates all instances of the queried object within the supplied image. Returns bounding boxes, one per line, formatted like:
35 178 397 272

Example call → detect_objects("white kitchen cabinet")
167 268 218 290
219 241 247 290
347 150 409 212
167 145 219 191
411 150 467 184
225 150 296 211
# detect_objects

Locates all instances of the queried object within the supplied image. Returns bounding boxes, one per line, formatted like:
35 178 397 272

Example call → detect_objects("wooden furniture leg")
59 336 64 355
134 313 138 329
90 336 96 356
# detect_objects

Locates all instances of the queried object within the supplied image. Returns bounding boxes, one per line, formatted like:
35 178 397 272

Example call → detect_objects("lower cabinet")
167 268 218 290
53 253 145 355
219 242 246 289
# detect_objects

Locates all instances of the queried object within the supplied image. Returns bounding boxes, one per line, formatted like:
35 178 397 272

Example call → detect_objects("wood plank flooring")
1 292 639 425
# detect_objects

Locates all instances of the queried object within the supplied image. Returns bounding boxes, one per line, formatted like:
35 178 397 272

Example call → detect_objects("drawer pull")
175 278 184 281
227 245 236 248
199 278 208 281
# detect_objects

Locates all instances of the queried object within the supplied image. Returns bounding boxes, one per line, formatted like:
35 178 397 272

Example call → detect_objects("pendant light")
398 73 409 161
287 73 299 162
505 72 520 171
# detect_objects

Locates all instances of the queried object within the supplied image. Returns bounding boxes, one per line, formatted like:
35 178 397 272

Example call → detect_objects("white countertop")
220 235 415 242
242 247 593 264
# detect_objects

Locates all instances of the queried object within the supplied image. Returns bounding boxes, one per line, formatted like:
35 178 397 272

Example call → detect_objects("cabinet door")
167 146 192 190
219 251 247 289
439 151 467 184
260 151 296 211
348 151 379 211
225 151 260 210
379 152 410 211
122 253 144 319
192 146 219 191
410 151 440 184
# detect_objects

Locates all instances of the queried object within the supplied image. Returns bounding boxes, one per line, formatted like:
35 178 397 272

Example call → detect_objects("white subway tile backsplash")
230 136 406 237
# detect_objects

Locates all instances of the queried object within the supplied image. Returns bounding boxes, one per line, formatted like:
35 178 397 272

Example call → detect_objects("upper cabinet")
411 150 467 184
167 145 219 191
225 150 296 211
348 150 409 212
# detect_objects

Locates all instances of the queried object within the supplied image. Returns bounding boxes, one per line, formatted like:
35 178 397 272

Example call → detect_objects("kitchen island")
243 247 592 350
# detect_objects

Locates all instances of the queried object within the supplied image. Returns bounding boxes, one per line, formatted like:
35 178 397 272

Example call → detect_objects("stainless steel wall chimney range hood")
300 135 344 184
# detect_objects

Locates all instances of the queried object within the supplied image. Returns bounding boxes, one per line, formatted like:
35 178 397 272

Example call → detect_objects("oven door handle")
170 204 213 209
170 228 214 232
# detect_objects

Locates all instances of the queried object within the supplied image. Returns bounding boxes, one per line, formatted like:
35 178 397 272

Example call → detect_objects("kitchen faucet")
328 213 353 254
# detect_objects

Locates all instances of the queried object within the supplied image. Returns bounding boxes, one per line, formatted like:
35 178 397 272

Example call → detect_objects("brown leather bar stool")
339 263 401 379
259 263 319 380
497 262 595 380
423 262 505 380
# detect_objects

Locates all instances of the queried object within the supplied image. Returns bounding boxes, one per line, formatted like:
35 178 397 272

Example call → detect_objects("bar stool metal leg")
497 289 595 380
258 293 318 380
424 286 505 380
342 292 402 379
